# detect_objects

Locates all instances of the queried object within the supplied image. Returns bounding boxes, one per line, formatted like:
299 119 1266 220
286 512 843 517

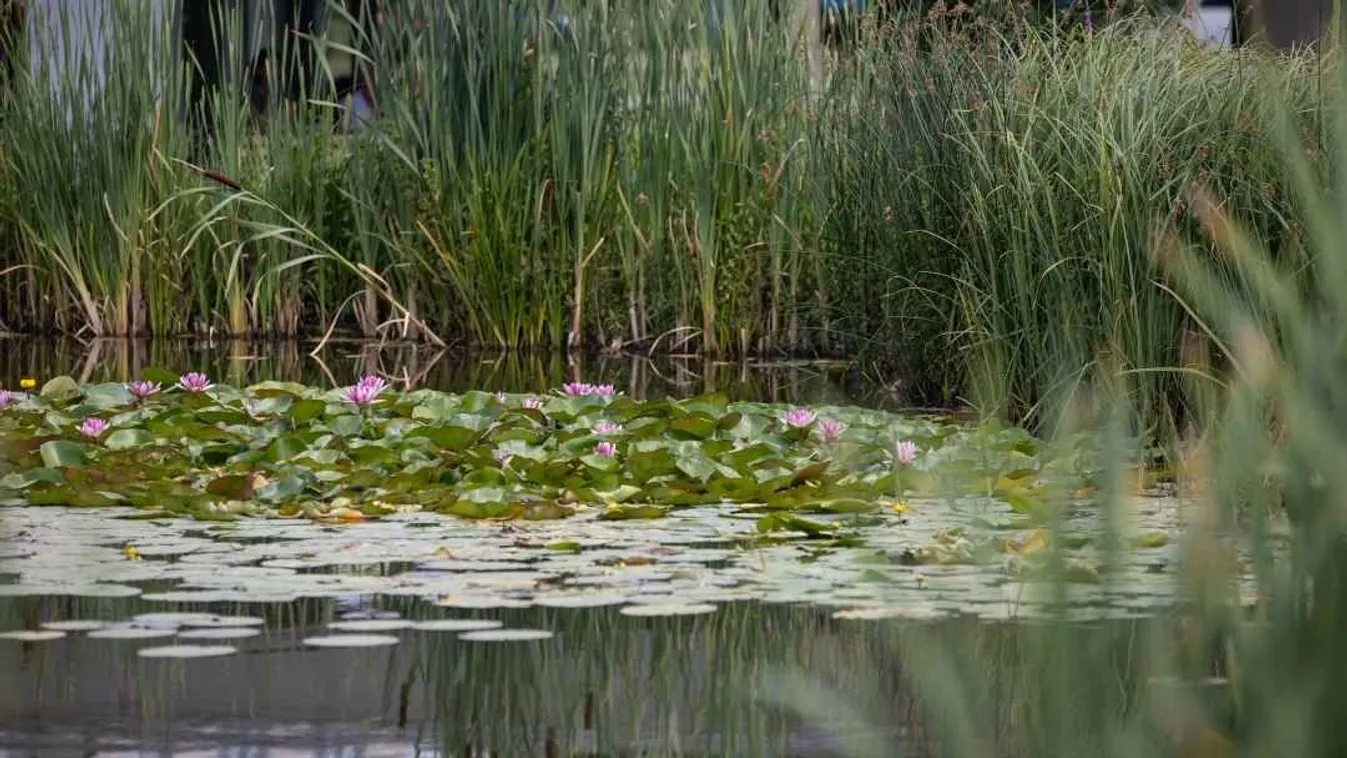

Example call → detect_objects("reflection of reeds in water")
0 338 918 409
0 593 1166 756
3 589 1249 756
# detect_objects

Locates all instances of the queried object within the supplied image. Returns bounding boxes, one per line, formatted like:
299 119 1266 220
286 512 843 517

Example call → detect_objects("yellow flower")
19 378 36 390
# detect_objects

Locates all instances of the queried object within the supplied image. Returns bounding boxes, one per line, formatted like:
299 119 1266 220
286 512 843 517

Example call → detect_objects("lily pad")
0 630 66 641
88 626 180 640
137 645 237 659
534 592 631 608
39 440 88 469
412 619 506 632
39 375 81 400
40 620 110 632
177 628 262 640
303 634 400 648
458 629 555 642
618 603 718 617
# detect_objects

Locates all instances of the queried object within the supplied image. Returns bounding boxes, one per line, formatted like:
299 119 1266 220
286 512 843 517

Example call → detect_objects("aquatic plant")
76 417 107 439
563 382 617 399
817 417 845 442
0 371 1093 533
782 407 817 429
0 1 1309 427
341 374 387 407
893 440 917 465
177 372 213 393
126 380 160 400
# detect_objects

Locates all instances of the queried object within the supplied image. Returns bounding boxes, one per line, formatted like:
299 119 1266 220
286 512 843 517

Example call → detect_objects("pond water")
0 339 1240 756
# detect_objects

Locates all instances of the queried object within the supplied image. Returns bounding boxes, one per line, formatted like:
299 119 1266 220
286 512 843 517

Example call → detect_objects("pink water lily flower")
342 375 388 407
0 389 12 410
817 417 845 442
127 380 161 400
355 374 388 392
782 407 817 429
78 417 108 439
593 421 624 435
178 372 213 393
894 440 917 465
563 382 616 399
521 396 545 410
594 441 617 457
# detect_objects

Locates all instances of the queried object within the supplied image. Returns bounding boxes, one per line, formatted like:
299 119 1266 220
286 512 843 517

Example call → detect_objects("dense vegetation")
11 4 1347 757
0 1 1326 420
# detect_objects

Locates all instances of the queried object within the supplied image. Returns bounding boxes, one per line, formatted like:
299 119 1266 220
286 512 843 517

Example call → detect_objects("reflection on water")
0 594 918 757
0 338 920 412
0 591 1163 757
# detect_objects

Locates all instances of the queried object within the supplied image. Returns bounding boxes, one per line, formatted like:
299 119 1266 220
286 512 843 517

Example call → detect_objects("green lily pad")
104 429 155 451
39 376 81 401
40 440 89 468
600 504 671 521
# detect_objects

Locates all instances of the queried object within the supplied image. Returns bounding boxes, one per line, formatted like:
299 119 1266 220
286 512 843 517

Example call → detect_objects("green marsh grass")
0 2 1329 422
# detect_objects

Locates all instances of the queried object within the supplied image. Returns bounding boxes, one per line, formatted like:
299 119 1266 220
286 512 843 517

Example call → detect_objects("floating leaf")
814 498 881 514
138 645 237 659
206 474 255 500
39 440 88 469
267 435 308 463
288 398 328 424
756 513 834 539
39 376 81 401
104 429 155 451
600 504 671 521
668 415 718 439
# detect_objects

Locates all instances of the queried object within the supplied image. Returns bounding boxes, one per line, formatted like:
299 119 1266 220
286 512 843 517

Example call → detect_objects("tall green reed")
0 1 1329 430
0 0 191 336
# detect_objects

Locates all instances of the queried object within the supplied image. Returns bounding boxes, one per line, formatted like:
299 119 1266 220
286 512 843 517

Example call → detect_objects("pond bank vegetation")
0 1 1330 421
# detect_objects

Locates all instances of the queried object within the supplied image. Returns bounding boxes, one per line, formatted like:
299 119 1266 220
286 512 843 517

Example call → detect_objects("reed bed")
0 1 1329 418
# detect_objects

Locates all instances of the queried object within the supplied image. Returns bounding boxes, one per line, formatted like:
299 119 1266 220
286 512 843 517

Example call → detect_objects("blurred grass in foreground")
775 23 1347 758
